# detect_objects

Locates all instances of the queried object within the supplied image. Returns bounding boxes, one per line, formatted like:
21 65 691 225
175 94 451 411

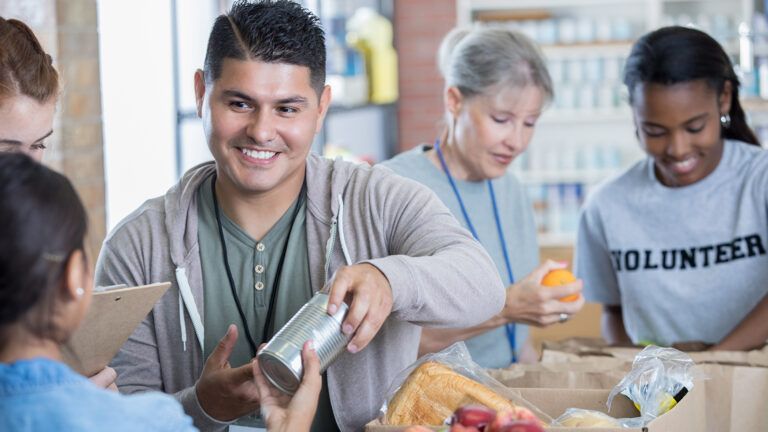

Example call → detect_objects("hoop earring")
720 113 731 129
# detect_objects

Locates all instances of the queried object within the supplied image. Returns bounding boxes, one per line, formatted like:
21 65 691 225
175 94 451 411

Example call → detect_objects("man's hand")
253 341 322 432
326 263 393 354
88 366 118 391
195 324 261 421
501 260 584 326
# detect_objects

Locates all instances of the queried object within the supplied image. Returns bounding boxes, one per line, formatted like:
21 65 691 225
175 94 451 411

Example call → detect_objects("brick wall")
393 0 456 152
0 0 106 259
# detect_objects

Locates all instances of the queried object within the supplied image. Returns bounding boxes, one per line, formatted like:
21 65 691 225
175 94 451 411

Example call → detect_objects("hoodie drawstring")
323 194 353 283
336 193 352 266
178 291 187 351
176 267 204 351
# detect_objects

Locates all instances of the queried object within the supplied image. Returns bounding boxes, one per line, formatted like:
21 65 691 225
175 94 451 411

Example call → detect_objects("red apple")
451 405 496 428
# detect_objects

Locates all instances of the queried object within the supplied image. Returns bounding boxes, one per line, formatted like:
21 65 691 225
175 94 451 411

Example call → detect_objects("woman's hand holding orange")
499 260 585 326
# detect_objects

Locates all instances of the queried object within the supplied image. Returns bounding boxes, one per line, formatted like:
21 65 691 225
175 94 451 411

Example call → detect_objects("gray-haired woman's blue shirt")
381 145 539 368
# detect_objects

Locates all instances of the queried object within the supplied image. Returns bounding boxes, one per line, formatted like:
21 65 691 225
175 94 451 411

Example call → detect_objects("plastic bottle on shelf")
559 183 582 234
598 82 616 111
753 14 768 100
558 18 577 45
611 17 633 41
584 56 602 83
520 20 539 42
548 58 565 83
323 1 368 107
538 19 557 45
712 14 732 41
738 21 759 98
595 17 612 42
346 7 398 104
757 57 768 100
546 184 562 236
558 84 577 112
578 84 595 110
567 57 584 83
576 16 595 44
527 185 548 234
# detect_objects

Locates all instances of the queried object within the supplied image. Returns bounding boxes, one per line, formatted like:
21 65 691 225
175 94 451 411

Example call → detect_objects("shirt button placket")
255 243 266 296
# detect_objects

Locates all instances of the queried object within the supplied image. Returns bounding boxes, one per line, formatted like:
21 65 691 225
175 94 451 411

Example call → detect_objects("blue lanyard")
434 138 518 363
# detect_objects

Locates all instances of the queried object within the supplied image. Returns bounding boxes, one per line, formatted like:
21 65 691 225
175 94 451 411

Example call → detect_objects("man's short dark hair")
203 0 326 95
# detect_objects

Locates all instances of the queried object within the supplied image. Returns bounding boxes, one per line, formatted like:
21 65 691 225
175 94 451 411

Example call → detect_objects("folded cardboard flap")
489 367 628 390
62 282 171 376
541 337 768 368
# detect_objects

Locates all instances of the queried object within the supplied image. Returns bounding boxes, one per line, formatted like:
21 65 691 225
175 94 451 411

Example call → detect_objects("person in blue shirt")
0 153 196 431
0 153 323 432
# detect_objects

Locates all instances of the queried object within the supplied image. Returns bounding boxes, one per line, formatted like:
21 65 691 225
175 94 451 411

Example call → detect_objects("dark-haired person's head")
623 26 759 187
0 153 91 354
0 17 59 162
202 0 326 95
193 0 331 200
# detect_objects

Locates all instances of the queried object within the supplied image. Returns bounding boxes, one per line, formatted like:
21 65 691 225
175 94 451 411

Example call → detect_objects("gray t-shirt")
576 140 768 346
381 145 539 368
197 176 338 431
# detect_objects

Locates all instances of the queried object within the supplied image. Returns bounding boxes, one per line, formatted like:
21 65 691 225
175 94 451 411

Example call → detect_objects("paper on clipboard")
62 282 171 376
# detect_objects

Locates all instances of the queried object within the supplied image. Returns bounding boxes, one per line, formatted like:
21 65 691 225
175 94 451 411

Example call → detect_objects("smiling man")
95 1 505 431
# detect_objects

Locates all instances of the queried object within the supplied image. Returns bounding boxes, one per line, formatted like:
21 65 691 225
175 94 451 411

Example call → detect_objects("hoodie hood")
162 154 353 266
162 161 216 268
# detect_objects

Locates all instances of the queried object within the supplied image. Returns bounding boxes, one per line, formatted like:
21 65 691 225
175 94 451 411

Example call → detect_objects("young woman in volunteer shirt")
383 27 585 366
576 26 768 350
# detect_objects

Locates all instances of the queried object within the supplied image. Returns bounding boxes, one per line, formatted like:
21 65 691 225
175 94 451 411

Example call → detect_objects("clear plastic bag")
606 345 699 427
555 408 622 427
378 342 553 426
552 345 702 428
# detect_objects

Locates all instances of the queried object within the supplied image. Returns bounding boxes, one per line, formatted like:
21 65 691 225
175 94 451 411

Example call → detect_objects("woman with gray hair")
382 27 584 366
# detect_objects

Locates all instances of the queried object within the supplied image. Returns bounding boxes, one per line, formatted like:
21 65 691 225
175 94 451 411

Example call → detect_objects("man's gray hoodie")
95 154 505 431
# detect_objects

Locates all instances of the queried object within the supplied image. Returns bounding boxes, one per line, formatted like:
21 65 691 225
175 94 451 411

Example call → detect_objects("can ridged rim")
258 351 300 395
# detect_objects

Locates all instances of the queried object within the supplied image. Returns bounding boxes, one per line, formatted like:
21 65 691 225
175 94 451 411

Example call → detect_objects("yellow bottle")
346 8 398 104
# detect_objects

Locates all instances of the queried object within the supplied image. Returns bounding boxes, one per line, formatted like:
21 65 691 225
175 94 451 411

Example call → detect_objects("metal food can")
257 291 350 394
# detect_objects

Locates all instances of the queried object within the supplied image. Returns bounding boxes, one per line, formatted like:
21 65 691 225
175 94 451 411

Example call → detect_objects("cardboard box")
529 303 603 356
699 364 768 431
493 363 768 432
540 338 768 368
488 362 629 390
365 385 705 432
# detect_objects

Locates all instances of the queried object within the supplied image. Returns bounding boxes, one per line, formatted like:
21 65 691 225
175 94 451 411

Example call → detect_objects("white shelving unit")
457 0 759 247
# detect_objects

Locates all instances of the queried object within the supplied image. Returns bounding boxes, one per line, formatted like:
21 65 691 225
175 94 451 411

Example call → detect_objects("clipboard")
62 282 171 376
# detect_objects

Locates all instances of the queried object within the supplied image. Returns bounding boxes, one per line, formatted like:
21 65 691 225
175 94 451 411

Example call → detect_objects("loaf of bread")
385 361 520 425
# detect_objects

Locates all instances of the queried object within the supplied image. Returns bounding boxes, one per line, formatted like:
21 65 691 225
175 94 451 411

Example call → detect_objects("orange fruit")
541 269 580 302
